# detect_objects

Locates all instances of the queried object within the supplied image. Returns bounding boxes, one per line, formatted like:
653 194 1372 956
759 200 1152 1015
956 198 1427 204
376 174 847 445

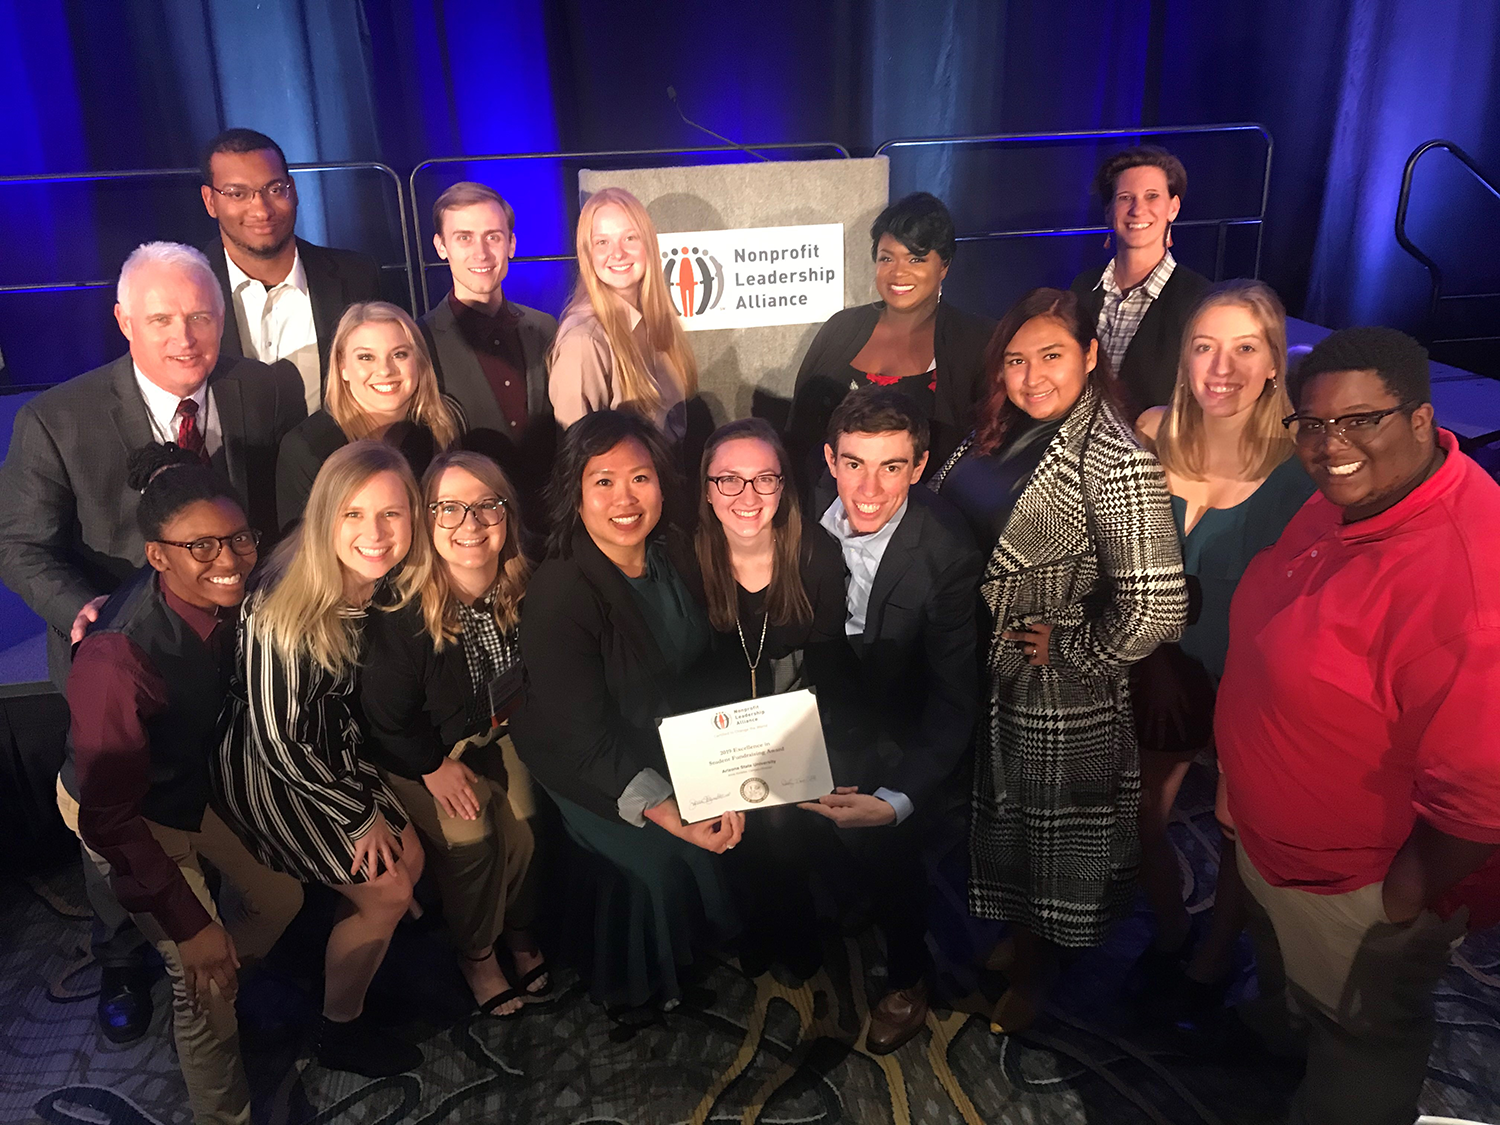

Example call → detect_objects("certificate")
658 689 835 820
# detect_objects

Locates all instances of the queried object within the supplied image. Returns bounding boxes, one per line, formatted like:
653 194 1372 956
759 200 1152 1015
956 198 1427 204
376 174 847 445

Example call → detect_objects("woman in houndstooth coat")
934 287 1188 1033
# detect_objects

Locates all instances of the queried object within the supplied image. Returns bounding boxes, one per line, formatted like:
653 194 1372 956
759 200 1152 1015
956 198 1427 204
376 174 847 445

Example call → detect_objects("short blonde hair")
416 450 531 648
325 302 460 450
550 187 698 422
1154 280 1296 481
252 441 432 674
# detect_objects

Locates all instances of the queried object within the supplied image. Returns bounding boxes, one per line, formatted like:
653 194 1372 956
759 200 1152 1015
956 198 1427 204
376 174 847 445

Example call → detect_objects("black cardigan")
1070 261 1211 417
359 599 479 780
509 527 700 821
786 299 996 485
275 409 444 533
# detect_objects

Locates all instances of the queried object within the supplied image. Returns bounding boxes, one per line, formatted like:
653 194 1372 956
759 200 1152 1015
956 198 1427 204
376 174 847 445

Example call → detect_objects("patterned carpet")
5 776 1499 1125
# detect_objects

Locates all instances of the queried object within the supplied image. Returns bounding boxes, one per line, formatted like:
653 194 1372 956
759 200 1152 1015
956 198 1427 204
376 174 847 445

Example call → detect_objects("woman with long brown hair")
276 301 462 529
548 187 699 444
932 287 1187 1033
1129 280 1314 1020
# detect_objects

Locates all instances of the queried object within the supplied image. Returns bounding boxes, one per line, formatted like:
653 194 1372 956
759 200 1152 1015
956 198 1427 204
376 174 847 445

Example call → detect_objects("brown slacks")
382 735 536 952
57 778 303 1125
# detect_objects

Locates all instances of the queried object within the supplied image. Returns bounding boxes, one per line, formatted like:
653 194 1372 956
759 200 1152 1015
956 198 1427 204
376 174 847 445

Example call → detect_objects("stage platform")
2 323 1498 690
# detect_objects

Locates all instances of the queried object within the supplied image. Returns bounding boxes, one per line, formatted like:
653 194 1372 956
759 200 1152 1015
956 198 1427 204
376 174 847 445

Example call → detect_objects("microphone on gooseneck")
666 86 771 162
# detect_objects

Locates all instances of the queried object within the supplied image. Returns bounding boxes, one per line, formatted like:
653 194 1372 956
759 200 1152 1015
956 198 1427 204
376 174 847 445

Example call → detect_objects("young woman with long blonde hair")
215 440 432 1077
548 187 699 444
276 301 461 529
362 450 549 1019
1130 280 1314 1021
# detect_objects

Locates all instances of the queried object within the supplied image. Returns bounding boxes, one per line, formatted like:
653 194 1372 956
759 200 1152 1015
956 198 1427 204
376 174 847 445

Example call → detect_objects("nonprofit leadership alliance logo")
713 711 731 730
662 244 725 318
656 223 844 332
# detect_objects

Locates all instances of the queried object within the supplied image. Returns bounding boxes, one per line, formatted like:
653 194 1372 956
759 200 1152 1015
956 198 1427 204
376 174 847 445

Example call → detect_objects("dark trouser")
1237 845 1466 1125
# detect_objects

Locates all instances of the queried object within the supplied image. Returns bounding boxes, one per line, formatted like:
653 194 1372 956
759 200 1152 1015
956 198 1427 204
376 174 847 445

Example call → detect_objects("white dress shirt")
817 494 915 824
225 248 322 412
133 365 222 459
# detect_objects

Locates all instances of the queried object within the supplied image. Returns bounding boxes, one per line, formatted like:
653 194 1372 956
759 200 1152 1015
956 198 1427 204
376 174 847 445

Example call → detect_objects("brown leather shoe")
865 982 929 1055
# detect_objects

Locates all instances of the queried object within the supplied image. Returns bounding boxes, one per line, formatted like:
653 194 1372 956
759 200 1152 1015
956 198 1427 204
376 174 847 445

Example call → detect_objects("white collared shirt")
225 247 321 412
819 496 910 638
132 364 222 458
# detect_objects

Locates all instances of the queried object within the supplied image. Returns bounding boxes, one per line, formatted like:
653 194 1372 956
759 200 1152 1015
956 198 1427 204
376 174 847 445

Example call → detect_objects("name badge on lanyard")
486 662 526 728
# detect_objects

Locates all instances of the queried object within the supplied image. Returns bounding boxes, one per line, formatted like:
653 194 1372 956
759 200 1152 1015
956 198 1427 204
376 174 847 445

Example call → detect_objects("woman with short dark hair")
788 191 994 483
510 410 743 1022
1070 146 1210 417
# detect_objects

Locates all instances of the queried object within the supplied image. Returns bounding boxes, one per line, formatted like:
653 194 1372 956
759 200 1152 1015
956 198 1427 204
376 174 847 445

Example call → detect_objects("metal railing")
0 161 417 310
1394 138 1500 349
407 142 850 312
875 123 1274 280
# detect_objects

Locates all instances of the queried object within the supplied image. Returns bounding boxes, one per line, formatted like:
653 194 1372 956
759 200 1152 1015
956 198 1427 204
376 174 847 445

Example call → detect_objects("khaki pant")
58 779 303 1125
1237 845 1467 1125
382 735 535 952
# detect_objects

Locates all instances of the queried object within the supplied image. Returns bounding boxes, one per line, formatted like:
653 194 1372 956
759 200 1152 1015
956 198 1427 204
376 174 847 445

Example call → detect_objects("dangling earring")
1103 230 1113 251
1165 221 1174 249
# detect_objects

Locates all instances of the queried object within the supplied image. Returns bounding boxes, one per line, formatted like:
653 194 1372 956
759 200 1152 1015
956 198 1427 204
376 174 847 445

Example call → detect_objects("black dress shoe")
98 966 153 1044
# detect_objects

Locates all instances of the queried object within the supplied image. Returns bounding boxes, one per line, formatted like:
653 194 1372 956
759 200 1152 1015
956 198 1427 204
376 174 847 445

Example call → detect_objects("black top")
622 539 711 679
787 299 996 487
275 409 444 533
1069 261 1211 416
941 417 1064 550
510 527 705 821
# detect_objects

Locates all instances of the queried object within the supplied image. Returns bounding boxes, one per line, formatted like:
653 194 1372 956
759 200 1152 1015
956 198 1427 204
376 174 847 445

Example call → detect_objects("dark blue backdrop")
1 0 1497 386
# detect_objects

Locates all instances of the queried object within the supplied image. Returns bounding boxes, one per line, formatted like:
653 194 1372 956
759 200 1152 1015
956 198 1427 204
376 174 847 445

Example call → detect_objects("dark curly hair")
869 192 958 264
826 385 930 461
1288 326 1431 408
199 127 289 186
545 411 679 558
127 443 246 540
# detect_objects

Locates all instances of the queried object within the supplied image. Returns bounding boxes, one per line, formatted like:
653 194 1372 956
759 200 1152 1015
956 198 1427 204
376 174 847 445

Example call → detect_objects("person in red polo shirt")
1216 326 1500 1125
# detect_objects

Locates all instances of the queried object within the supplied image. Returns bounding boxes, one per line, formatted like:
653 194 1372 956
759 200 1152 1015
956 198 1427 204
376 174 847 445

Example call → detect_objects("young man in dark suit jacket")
0 242 304 1043
421 182 558 528
200 128 382 414
805 385 982 1054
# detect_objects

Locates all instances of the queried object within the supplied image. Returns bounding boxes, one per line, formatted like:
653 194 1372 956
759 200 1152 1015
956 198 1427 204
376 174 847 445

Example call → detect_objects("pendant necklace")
735 609 770 699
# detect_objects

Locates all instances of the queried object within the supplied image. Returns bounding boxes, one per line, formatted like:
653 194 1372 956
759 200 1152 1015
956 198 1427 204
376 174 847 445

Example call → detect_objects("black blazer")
360 600 477 780
0 353 306 686
205 237 383 395
1070 261 1211 416
510 527 699 821
811 481 983 809
787 299 996 484
421 295 559 522
274 409 444 533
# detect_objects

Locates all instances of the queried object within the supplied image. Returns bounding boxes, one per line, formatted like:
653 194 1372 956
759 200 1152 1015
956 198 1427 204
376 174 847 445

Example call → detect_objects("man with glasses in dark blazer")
0 240 304 1044
200 128 382 414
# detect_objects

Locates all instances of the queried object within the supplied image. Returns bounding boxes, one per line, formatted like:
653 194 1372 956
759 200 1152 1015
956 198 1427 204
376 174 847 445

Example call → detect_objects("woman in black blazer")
277 301 461 531
509 410 744 1019
787 193 994 486
1069 146 1210 418
361 450 546 1019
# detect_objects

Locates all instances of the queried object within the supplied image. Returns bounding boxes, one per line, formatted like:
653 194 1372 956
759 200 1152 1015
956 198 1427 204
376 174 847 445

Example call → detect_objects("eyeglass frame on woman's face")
154 529 262 563
707 473 784 497
1281 403 1416 446
427 497 508 529
207 181 294 204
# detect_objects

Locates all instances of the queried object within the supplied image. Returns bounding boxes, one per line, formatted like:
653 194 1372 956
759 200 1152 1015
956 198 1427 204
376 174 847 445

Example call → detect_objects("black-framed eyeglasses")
208 181 294 204
709 473 783 497
155 529 261 563
428 497 507 528
1280 403 1416 445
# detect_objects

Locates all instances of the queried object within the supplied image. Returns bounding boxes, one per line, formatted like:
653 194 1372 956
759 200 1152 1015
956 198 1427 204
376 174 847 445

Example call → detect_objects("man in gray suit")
421 182 557 527
0 240 304 1042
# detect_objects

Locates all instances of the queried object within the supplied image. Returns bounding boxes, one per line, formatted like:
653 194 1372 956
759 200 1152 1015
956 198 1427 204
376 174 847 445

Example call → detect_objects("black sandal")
516 961 552 998
477 988 527 1020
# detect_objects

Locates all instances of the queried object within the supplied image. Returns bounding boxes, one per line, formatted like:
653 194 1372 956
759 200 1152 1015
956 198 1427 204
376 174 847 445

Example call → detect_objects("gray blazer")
0 354 306 686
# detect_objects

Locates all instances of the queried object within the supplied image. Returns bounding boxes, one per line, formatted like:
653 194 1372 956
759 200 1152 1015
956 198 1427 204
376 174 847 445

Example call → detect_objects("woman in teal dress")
1132 281 1315 1018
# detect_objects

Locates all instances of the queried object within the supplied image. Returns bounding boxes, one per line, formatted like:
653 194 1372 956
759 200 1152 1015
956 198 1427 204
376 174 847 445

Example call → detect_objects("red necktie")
175 398 207 462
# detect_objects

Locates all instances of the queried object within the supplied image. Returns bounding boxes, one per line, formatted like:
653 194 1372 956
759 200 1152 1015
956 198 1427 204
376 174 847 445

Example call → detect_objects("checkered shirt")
1093 251 1177 376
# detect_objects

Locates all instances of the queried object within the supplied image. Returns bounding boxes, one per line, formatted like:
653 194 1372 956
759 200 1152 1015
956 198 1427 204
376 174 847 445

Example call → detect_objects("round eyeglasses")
708 473 784 497
428 497 507 528
154 529 261 563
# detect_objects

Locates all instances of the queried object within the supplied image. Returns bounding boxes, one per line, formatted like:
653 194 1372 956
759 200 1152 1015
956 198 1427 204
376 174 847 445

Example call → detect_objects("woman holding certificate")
361 450 548 1019
687 417 853 978
510 410 743 1023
